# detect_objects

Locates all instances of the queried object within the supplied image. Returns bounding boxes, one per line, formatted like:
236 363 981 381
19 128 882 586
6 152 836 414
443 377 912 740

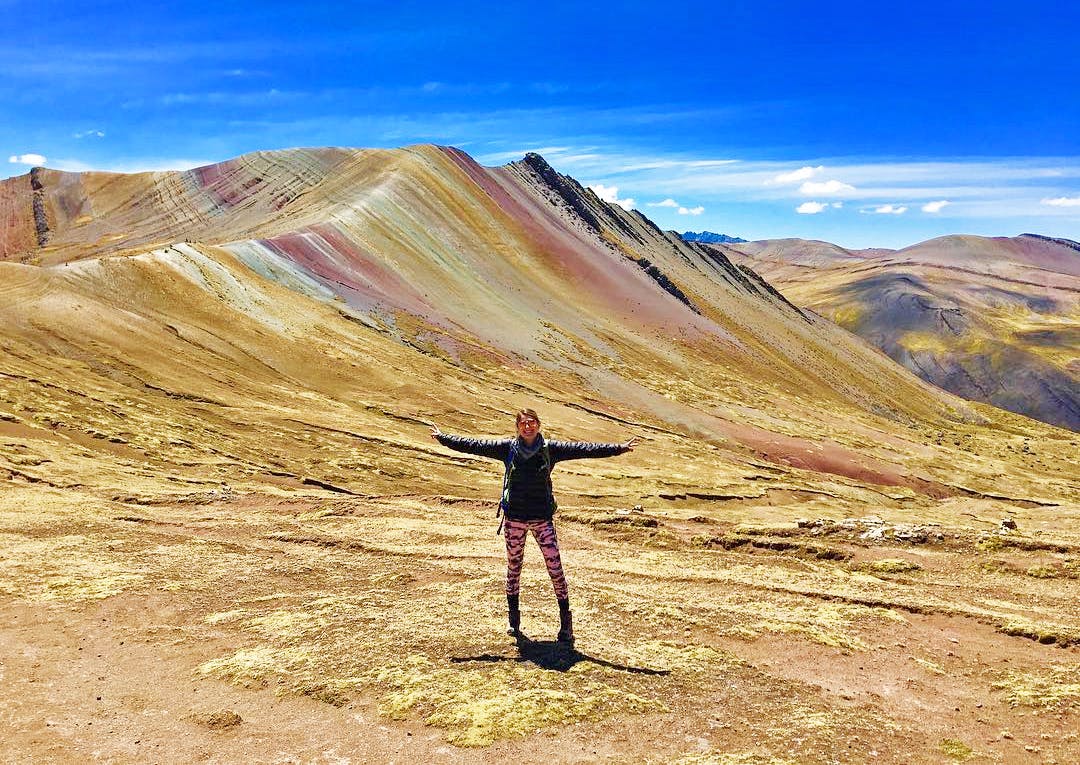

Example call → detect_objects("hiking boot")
507 594 521 637
556 597 574 646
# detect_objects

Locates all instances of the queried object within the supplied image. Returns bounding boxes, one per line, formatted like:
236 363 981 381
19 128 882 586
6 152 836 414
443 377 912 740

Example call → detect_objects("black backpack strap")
541 443 557 512
497 440 519 535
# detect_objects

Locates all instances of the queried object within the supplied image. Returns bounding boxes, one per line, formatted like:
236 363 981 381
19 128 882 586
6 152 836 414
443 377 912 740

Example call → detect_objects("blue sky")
3 0 1079 248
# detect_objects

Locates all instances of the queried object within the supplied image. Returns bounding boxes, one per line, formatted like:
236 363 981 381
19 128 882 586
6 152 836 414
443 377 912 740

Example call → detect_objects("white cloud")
773 165 823 184
642 196 706 213
556 153 603 164
224 68 269 78
588 183 635 210
921 200 950 213
45 156 212 173
796 201 829 214
618 159 738 172
799 179 857 195
8 153 46 165
476 146 578 163
73 130 106 139
1041 196 1080 207
864 204 908 215
155 88 298 107
831 202 843 208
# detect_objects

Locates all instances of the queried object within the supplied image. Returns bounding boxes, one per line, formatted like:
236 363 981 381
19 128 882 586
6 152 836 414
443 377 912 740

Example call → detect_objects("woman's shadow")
451 633 671 674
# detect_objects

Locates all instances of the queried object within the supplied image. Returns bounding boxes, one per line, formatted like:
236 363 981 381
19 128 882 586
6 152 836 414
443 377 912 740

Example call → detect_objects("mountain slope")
1 146 1016 496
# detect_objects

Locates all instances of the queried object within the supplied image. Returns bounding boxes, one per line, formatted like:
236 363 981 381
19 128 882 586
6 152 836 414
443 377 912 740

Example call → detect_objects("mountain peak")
681 231 747 244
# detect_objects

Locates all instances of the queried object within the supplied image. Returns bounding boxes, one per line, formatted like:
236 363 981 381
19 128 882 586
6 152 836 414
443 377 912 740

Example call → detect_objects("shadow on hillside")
451 635 671 675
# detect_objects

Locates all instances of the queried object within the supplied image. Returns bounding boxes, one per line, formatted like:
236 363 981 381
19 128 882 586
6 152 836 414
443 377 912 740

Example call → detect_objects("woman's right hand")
430 424 442 440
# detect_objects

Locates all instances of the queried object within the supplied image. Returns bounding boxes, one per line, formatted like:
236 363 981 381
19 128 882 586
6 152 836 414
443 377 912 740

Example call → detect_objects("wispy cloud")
589 183 635 210
223 68 269 78
921 200 950 213
796 201 829 214
800 179 857 196
8 153 46 165
420 80 514 96
678 206 705 215
617 158 739 172
153 89 302 108
772 165 823 184
475 145 588 164
557 153 604 164
73 129 106 139
648 198 680 207
1042 196 1080 207
193 107 1079 217
865 204 908 215
472 143 1080 230
571 150 1080 204
46 156 211 173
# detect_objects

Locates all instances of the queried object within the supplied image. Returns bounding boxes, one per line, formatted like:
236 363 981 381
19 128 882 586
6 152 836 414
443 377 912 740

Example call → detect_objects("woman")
431 409 636 646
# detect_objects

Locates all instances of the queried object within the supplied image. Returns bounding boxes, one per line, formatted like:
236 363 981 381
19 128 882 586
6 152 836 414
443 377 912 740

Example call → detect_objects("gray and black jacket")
435 432 628 521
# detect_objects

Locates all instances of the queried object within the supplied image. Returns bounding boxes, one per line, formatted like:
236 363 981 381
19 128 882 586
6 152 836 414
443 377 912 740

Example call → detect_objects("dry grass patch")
0 532 145 601
669 753 797 765
1025 564 1061 579
912 656 947 676
198 645 318 686
992 664 1080 710
939 738 976 761
998 616 1080 646
367 640 740 746
369 653 666 746
864 558 922 574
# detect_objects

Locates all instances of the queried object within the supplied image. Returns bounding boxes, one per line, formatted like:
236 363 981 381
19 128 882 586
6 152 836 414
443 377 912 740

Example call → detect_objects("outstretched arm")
548 437 637 461
430 424 512 461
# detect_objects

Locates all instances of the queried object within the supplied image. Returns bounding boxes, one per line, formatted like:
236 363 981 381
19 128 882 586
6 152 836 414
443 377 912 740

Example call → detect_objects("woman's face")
516 415 541 443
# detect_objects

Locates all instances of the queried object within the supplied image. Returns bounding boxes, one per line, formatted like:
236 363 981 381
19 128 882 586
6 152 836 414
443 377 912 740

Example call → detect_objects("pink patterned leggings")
503 518 569 600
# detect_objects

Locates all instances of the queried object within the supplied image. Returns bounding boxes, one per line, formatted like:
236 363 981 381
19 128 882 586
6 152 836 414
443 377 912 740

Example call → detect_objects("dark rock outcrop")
520 153 605 237
634 257 700 313
30 167 49 247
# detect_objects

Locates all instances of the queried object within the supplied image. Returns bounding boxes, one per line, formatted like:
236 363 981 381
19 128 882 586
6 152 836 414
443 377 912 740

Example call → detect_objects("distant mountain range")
680 231 747 244
714 234 1079 431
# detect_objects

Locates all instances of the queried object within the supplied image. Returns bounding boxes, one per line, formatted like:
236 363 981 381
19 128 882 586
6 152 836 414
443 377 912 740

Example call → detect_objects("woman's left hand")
623 437 639 451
